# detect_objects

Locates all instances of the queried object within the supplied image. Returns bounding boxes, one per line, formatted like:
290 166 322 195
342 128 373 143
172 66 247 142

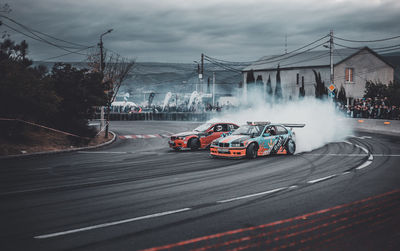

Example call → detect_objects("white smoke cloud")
209 94 353 153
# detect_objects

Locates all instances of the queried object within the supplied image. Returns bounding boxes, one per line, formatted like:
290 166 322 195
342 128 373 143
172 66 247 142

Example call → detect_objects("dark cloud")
1 0 399 63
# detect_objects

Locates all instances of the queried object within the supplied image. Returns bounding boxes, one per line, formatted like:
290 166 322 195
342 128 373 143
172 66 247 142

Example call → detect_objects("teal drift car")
210 122 305 159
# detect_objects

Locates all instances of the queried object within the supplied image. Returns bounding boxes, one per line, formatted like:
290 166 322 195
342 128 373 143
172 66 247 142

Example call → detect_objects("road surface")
1 121 399 250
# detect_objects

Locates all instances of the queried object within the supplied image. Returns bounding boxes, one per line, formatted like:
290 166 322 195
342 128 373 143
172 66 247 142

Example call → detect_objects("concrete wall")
349 118 400 136
335 49 394 100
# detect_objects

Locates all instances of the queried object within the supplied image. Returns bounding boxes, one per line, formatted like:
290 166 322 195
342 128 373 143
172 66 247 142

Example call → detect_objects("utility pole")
200 53 204 93
212 72 215 107
285 34 287 54
329 30 334 88
99 29 113 138
194 61 200 92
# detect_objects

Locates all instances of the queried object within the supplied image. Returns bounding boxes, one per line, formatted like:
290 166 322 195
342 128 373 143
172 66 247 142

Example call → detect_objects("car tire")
246 143 258 159
189 138 200 150
286 139 296 155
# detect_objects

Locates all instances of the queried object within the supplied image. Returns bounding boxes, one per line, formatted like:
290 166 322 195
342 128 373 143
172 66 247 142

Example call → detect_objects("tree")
313 70 327 99
246 69 255 87
299 82 305 98
338 85 347 104
274 65 282 102
87 48 135 137
364 80 388 98
0 39 60 123
364 80 400 106
266 74 272 96
256 75 263 89
50 63 107 136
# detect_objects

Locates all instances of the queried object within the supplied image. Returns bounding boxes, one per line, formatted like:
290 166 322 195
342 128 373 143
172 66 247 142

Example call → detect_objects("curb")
0 131 117 160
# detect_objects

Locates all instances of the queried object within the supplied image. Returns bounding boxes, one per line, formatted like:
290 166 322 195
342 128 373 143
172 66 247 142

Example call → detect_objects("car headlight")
212 141 218 146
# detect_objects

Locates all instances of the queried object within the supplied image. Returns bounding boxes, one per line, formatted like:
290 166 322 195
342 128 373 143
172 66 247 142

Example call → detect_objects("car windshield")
194 123 212 132
232 125 263 136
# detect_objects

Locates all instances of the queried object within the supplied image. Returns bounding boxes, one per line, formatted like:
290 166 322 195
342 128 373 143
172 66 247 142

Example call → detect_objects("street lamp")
98 29 113 138
99 29 113 74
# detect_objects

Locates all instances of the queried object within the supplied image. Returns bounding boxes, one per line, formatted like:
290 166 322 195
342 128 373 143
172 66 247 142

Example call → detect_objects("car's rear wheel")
246 143 258 159
286 139 296 155
189 138 200 150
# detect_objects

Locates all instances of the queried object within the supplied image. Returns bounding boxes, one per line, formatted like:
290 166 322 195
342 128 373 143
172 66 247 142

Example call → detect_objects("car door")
272 126 289 153
199 124 221 147
258 126 276 155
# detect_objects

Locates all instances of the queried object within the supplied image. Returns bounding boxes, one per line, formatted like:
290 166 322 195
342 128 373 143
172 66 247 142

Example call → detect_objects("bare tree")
87 48 135 137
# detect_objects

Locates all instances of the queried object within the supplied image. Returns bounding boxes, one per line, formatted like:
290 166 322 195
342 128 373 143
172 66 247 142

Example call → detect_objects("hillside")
33 61 242 105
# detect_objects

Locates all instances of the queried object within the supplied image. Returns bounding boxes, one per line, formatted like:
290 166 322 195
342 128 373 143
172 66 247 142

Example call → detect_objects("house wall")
334 49 394 100
243 49 394 103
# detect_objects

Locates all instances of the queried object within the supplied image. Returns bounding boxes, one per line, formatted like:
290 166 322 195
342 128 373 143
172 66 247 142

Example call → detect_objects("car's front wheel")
286 139 296 155
246 143 258 159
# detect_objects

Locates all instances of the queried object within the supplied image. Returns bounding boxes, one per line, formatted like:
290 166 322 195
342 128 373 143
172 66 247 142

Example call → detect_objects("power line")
1 22 89 56
204 34 330 66
0 14 91 49
334 34 400 43
39 46 95 61
334 42 400 53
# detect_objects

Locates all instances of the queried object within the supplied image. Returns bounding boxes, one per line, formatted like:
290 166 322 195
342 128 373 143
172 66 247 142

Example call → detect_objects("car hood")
214 134 250 144
171 131 200 137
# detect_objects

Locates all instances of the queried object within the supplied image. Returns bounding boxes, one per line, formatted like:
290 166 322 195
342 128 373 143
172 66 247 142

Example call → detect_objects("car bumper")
169 139 187 149
210 146 246 157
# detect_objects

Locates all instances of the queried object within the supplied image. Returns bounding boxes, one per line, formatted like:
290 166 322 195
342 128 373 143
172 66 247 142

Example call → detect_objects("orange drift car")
169 122 239 150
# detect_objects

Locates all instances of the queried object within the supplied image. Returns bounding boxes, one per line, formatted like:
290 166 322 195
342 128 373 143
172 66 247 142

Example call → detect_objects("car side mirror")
263 133 270 137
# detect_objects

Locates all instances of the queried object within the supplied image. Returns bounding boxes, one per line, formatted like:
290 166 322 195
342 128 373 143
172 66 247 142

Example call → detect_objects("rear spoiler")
282 123 305 128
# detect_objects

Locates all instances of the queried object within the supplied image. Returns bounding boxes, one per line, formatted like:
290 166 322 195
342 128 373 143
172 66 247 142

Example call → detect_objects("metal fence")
94 112 213 121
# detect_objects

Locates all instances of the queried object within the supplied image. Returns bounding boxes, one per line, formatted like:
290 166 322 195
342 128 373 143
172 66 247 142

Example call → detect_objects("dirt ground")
0 128 113 156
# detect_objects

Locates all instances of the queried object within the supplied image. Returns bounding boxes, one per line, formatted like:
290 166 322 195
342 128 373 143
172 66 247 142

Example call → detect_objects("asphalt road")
1 121 399 251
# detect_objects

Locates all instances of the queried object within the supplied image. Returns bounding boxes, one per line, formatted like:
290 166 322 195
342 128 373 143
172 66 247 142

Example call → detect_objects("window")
276 126 288 135
228 124 239 131
296 73 299 85
214 124 228 132
345 68 354 83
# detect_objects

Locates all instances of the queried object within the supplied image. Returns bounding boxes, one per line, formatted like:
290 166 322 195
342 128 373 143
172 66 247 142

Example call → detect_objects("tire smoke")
209 97 353 153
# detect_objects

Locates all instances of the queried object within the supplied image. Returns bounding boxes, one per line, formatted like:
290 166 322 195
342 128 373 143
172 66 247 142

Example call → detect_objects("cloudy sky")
1 0 400 63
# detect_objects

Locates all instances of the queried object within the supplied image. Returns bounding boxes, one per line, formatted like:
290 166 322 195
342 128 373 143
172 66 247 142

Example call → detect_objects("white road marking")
34 208 192 239
78 151 128 154
350 136 372 139
302 153 367 156
289 185 298 189
217 187 287 203
355 144 369 154
343 140 353 145
356 154 374 170
342 171 351 175
307 175 337 184
373 154 400 157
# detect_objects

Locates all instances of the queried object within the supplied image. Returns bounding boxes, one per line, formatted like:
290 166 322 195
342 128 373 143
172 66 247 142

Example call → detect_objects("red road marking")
192 195 399 251
142 189 400 251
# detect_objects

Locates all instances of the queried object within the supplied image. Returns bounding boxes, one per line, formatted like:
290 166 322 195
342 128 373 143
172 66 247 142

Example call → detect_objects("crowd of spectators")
337 97 400 120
